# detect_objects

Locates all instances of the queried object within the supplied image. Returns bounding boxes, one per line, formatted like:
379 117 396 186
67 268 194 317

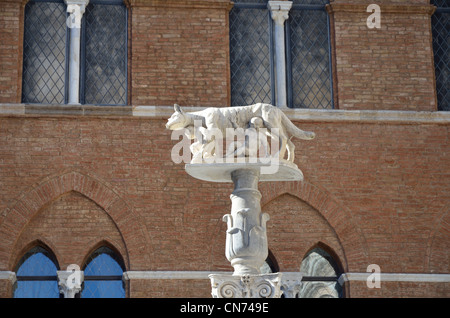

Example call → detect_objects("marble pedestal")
185 161 303 298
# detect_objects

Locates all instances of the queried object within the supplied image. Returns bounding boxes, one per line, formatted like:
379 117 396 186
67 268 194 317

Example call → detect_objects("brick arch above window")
259 180 369 272
0 171 151 271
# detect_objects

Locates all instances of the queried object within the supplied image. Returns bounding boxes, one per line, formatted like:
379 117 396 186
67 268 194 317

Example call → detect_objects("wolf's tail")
280 111 315 140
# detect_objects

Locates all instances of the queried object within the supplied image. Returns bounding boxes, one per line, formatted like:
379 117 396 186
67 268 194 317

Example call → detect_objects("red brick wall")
0 280 13 298
329 0 437 110
263 194 346 272
0 0 24 103
11 191 128 271
347 281 450 298
130 279 211 298
0 115 448 297
130 0 231 106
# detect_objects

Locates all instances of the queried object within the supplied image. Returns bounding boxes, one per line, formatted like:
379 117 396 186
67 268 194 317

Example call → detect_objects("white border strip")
123 271 228 280
1 104 449 125
2 270 448 284
0 104 25 115
122 271 303 281
120 271 450 283
133 106 450 124
283 108 450 124
0 271 16 283
338 273 450 285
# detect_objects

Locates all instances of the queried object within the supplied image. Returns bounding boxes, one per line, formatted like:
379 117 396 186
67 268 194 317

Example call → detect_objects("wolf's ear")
174 104 183 113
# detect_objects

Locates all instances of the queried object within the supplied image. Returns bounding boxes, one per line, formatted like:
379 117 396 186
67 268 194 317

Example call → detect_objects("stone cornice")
122 271 450 284
326 4 436 16
1 104 450 125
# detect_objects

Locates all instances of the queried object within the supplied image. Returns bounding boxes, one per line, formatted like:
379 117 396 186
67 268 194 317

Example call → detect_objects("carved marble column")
268 1 292 108
64 0 89 105
224 169 269 276
57 268 84 298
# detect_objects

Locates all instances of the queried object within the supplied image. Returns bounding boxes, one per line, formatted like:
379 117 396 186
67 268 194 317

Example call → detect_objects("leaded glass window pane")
82 1 127 105
229 1 273 106
81 246 125 298
288 0 333 108
22 0 67 104
431 0 449 111
14 246 60 298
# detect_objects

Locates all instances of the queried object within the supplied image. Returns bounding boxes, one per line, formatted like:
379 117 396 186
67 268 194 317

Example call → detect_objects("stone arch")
80 239 127 272
12 239 61 272
301 241 345 275
259 180 369 272
0 171 151 271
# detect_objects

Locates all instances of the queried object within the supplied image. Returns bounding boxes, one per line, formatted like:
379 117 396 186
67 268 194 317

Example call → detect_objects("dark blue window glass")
14 246 60 298
431 0 449 111
81 246 125 298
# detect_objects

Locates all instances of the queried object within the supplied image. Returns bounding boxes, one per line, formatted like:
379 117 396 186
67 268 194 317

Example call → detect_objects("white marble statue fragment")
166 103 315 164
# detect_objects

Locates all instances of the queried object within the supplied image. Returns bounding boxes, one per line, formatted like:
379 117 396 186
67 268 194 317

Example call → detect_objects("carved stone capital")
280 273 303 298
209 273 283 298
64 0 89 28
57 269 84 298
268 1 292 26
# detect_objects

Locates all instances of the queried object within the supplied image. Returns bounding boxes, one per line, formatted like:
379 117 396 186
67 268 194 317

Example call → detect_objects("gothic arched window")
80 246 126 298
14 246 60 298
299 246 343 298
260 250 279 274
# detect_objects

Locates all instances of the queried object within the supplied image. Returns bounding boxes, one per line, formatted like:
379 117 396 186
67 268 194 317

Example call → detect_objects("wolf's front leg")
198 126 221 160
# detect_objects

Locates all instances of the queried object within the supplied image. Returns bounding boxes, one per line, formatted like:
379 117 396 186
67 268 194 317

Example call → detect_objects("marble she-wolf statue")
166 103 315 163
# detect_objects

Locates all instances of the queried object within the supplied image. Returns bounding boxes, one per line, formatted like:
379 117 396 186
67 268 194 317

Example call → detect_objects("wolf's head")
166 104 188 130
